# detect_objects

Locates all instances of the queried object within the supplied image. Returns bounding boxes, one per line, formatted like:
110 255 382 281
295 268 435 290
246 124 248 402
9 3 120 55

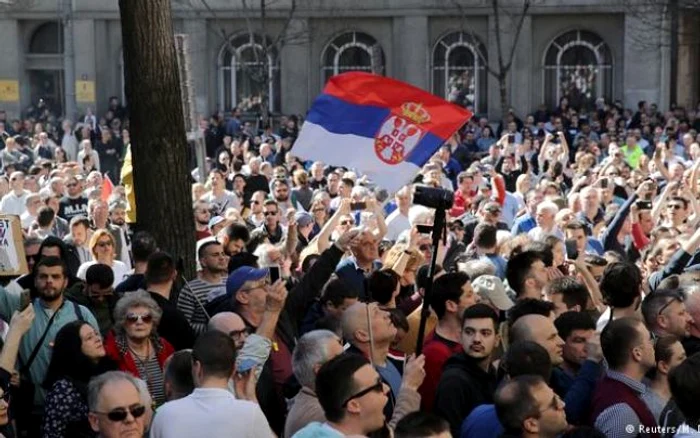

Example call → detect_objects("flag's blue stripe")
405 133 443 166
307 93 446 168
306 94 389 138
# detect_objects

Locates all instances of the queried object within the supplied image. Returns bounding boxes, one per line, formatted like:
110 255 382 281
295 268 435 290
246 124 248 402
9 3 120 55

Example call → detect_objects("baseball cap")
208 216 226 230
295 211 314 228
226 266 269 296
472 275 513 311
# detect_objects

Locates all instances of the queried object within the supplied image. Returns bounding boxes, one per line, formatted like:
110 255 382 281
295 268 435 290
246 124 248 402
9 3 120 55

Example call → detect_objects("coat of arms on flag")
293 72 472 194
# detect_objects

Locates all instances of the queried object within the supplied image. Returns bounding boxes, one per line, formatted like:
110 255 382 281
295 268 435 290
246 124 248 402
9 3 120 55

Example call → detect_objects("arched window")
29 22 63 54
217 33 280 113
321 31 385 86
432 32 487 113
543 30 613 110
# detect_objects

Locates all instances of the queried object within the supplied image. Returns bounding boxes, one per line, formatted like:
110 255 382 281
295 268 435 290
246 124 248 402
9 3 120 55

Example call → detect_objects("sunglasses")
264 211 277 216
419 244 431 252
0 391 10 404
94 404 146 422
342 379 384 407
96 241 113 248
125 313 153 324
340 220 354 226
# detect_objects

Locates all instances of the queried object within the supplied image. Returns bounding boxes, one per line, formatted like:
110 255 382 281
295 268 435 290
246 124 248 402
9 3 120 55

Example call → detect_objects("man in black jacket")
434 303 501 437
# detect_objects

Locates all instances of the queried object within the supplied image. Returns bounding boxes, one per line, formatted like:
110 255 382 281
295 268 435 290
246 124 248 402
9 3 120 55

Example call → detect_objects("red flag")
101 174 114 202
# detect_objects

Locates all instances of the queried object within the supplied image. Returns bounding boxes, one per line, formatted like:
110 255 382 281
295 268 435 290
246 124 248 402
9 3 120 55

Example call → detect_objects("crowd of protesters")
0 93 698 438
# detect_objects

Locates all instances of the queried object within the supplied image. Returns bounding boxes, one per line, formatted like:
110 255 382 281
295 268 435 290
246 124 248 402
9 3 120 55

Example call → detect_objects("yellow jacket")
120 144 136 223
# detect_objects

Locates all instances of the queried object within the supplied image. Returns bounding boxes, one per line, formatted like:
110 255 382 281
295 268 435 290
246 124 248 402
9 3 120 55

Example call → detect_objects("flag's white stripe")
293 121 421 194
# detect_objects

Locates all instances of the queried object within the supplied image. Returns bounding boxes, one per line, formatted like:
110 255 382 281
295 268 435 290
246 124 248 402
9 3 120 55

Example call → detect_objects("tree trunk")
118 0 196 279
499 74 509 124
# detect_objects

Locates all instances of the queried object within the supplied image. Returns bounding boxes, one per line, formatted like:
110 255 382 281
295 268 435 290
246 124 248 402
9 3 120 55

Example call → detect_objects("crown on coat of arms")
401 102 431 124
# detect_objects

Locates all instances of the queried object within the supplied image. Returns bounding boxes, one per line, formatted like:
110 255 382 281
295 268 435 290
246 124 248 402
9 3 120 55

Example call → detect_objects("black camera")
413 186 454 210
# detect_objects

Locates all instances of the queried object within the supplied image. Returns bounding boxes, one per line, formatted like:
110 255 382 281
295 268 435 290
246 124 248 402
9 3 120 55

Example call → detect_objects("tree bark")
118 0 196 279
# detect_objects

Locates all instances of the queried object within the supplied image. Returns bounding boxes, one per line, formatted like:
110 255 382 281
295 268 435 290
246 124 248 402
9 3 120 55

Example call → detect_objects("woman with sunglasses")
76 229 129 288
42 321 117 438
104 291 174 407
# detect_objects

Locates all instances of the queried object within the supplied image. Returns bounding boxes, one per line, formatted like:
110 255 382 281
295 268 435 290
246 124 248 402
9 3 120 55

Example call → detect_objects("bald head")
208 312 247 348
341 301 396 346
342 302 370 340
511 314 564 366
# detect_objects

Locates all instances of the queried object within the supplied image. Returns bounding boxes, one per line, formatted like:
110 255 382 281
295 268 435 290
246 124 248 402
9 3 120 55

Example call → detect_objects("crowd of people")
0 94 699 438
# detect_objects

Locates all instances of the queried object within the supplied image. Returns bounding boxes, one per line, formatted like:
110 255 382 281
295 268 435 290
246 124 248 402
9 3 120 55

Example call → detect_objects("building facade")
0 0 687 122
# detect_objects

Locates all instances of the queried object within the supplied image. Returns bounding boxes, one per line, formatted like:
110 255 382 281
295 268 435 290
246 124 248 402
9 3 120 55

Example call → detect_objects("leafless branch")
504 0 530 72
449 0 498 78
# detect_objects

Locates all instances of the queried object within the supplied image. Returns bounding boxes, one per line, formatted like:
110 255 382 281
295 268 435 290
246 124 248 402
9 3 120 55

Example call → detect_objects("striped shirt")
134 354 165 406
177 278 226 335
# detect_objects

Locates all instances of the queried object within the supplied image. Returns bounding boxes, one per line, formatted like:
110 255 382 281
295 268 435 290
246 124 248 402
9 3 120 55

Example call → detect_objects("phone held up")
19 290 31 311
268 266 280 284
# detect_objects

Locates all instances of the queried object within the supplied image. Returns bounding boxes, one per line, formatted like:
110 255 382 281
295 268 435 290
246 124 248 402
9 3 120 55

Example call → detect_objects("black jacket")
433 352 499 438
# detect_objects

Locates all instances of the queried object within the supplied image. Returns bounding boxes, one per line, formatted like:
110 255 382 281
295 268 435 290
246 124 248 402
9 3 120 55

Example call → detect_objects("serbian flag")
293 72 472 193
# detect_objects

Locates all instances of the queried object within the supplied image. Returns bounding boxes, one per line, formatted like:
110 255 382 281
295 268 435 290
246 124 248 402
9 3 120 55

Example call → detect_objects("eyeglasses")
264 211 277 216
341 379 385 407
340 220 354 226
0 390 10 404
657 296 682 317
125 313 153 324
96 241 113 248
228 328 250 340
94 404 146 422
419 244 431 252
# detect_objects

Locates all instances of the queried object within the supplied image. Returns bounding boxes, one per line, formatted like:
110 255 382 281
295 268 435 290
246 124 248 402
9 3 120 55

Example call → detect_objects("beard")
39 286 63 302
112 218 125 226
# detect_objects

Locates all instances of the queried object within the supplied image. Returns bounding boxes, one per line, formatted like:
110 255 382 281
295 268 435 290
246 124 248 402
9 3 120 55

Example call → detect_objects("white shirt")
0 190 30 216
149 388 274 438
385 209 411 242
20 212 36 230
76 260 130 288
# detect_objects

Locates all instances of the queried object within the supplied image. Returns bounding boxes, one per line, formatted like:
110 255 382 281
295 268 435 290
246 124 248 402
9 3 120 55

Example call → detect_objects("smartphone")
565 239 579 260
416 224 432 235
508 134 515 144
19 290 31 311
600 178 609 189
237 358 257 374
269 266 280 284
350 202 366 210
636 201 653 210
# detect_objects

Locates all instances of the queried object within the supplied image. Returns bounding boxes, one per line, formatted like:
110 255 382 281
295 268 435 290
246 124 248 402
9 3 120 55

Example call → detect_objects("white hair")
408 206 434 226
292 330 340 389
537 201 559 216
254 243 280 267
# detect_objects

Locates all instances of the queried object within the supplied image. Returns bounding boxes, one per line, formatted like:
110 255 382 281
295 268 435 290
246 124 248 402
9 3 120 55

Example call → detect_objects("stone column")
73 19 97 116
0 20 22 119
393 15 429 90
623 12 664 109
280 18 311 116
182 19 209 118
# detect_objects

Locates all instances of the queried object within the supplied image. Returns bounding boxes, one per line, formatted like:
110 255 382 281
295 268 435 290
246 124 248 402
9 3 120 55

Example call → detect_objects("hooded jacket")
433 352 499 438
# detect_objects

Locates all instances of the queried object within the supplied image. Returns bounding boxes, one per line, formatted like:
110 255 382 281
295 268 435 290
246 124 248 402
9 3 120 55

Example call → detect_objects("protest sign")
0 215 28 276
